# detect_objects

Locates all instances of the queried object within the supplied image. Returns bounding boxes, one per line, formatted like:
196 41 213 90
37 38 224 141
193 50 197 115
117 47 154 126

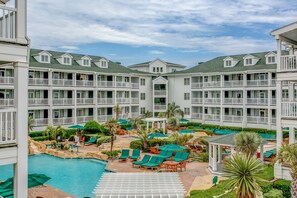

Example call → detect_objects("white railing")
52 79 73 87
97 98 114 105
223 98 243 104
116 82 130 88
0 108 15 144
98 115 113 122
0 99 14 106
52 98 74 106
76 98 94 105
154 90 166 96
116 98 130 104
33 118 48 126
0 6 16 41
204 98 221 104
280 55 297 72
247 98 268 105
28 78 49 86
28 98 48 106
131 83 139 89
191 82 203 89
53 117 74 125
191 113 202 119
154 105 167 110
131 98 139 104
224 115 243 123
131 112 139 118
192 98 203 104
271 118 276 125
204 114 220 121
204 81 221 88
271 98 276 106
247 80 269 87
76 80 94 87
0 77 13 85
282 102 297 118
247 116 268 124
97 81 114 88
223 80 243 87
77 116 93 123
271 79 276 86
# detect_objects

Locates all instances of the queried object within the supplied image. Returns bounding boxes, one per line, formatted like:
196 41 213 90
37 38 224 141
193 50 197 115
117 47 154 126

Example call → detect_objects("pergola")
206 134 266 174
143 117 166 132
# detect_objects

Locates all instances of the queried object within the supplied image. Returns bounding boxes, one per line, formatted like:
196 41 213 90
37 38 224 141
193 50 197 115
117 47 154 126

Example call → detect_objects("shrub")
201 124 220 129
63 129 77 139
187 122 201 126
31 136 50 141
29 131 44 137
192 152 209 162
198 129 212 136
84 120 104 134
264 189 283 198
97 136 113 145
178 123 188 127
130 140 143 150
102 150 121 159
260 182 273 194
273 179 291 198
200 139 209 147
120 123 132 129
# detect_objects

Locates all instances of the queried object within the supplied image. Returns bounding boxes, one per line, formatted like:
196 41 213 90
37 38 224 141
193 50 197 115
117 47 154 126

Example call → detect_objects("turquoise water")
0 154 107 198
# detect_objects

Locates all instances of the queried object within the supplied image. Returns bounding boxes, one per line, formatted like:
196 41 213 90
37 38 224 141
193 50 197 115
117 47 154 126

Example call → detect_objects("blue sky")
23 0 297 68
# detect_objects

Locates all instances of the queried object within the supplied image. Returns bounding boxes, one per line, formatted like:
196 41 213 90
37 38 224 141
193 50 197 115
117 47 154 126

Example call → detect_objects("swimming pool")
0 154 107 198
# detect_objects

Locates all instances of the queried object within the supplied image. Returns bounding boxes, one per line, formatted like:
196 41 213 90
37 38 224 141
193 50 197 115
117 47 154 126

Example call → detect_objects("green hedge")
273 179 291 198
84 120 104 134
97 136 114 145
102 150 121 158
187 122 201 126
120 123 132 129
192 152 209 162
31 136 50 141
264 189 283 198
130 140 143 150
29 131 44 137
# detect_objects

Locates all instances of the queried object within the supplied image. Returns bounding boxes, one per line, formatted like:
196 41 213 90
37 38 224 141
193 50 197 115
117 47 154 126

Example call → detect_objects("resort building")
0 0 30 197
271 22 297 180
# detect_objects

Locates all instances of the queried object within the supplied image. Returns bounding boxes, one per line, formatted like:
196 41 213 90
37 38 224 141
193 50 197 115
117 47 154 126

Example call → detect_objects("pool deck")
28 185 75 198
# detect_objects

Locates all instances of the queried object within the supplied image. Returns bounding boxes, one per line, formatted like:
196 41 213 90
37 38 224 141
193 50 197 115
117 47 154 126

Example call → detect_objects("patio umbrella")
158 144 186 151
68 124 85 129
178 129 195 134
118 119 132 125
148 132 168 139
0 174 51 189
179 118 189 123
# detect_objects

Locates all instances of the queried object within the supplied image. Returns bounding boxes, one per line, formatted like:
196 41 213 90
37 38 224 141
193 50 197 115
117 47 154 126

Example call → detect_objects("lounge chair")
157 150 173 159
132 154 151 167
119 149 130 161
141 156 164 169
130 149 141 160
125 126 134 131
84 137 97 145
173 152 190 162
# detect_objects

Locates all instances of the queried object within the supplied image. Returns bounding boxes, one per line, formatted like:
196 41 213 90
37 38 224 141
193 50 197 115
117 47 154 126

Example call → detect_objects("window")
245 58 252 65
29 71 34 78
63 57 71 65
184 108 190 115
184 93 190 100
184 78 190 85
140 107 146 114
153 67 156 72
101 61 107 68
172 69 176 72
83 59 90 66
125 77 130 82
157 67 159 72
41 55 49 63
140 93 145 100
267 56 276 64
140 79 145 86
160 67 163 73
225 60 232 67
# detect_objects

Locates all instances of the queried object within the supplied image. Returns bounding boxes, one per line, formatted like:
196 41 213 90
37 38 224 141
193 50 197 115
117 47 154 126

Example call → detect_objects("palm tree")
113 104 122 121
43 125 65 141
129 116 143 130
223 154 264 198
105 119 120 153
28 115 34 133
235 132 262 156
135 128 150 150
276 143 297 197
144 111 152 118
171 132 193 145
166 102 184 118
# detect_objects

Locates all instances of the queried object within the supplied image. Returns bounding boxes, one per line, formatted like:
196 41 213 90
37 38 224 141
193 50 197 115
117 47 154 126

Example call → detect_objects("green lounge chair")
132 154 151 167
213 176 218 186
142 157 164 169
125 126 134 131
84 137 97 145
0 189 14 197
130 149 141 160
157 150 173 159
119 149 130 161
173 152 190 162
141 156 159 167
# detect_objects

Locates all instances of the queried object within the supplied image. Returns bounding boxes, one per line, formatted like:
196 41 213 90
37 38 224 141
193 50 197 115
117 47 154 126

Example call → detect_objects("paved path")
28 185 75 198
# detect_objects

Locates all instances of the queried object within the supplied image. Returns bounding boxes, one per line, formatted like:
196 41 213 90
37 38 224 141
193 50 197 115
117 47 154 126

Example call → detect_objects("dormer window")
243 55 259 66
101 61 107 68
265 52 276 64
63 57 71 65
245 58 252 65
223 57 238 67
41 55 50 63
225 60 232 67
83 59 90 66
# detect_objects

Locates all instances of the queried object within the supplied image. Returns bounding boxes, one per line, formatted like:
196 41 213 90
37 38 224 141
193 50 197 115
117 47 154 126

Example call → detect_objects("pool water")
0 154 107 198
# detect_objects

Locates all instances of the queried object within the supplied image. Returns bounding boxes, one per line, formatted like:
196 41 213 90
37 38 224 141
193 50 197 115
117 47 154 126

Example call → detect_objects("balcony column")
212 144 217 171
14 62 28 198
48 70 53 125
74 89 77 124
276 39 282 72
276 81 283 150
93 72 97 87
268 72 272 87
289 127 296 144
268 90 272 128
94 75 98 122
218 145 222 163
16 0 28 44
288 82 295 101
220 75 224 125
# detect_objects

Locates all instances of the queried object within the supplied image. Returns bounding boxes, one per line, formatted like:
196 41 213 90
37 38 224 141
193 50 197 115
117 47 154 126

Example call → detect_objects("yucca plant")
223 154 264 198
235 132 262 156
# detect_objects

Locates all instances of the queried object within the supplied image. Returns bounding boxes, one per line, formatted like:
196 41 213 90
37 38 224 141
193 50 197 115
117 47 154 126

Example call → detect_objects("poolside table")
162 161 179 172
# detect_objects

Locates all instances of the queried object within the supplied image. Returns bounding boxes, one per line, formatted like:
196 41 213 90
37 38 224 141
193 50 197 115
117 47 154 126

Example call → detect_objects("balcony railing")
154 90 166 96
204 114 220 121
247 116 268 124
192 98 203 104
0 99 14 106
223 98 243 105
97 81 114 88
97 98 114 105
224 115 243 123
131 98 139 104
28 78 49 86
33 118 48 127
154 105 167 110
204 81 220 88
131 83 139 89
271 98 276 106
271 117 276 125
77 116 93 123
28 98 48 106
223 80 243 87
192 113 202 119
247 80 269 87
76 98 94 105
116 82 130 88
98 115 113 122
116 98 130 104
247 98 268 105
53 117 74 125
52 98 74 106
0 6 16 41
131 112 139 117
280 55 297 72
52 79 73 87
0 108 16 144
204 98 221 104
0 77 13 85
76 80 94 87
271 79 276 86
191 82 203 89
282 102 297 118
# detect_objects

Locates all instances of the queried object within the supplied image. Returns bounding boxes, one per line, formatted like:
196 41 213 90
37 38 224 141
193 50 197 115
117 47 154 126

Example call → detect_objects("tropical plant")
135 128 151 150
129 116 143 129
157 112 166 118
144 111 153 118
43 125 65 140
84 120 104 133
223 154 265 198
276 143 297 197
104 119 120 153
113 104 122 121
168 116 177 127
28 115 34 133
171 132 193 145
166 102 184 118
235 132 262 156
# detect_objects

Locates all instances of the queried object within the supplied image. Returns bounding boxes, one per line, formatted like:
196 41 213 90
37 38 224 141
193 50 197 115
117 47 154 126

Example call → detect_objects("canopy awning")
93 173 185 198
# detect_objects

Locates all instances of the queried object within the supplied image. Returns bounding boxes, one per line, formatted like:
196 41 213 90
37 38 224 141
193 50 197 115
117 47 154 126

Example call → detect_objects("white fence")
0 108 16 144
280 55 297 72
0 6 16 41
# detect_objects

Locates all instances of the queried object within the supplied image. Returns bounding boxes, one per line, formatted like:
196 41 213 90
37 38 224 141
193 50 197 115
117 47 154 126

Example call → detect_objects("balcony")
28 78 49 86
192 98 203 104
131 83 139 89
271 117 276 125
98 115 113 122
223 98 243 105
280 55 297 72
191 83 203 89
247 80 269 87
0 99 14 106
0 108 16 145
0 77 13 85
192 113 202 119
77 116 93 123
28 98 48 106
204 114 220 121
223 80 243 87
204 98 221 104
97 98 114 105
52 98 74 106
53 117 74 125
116 98 130 104
223 115 243 123
33 118 48 127
76 80 94 87
116 82 130 88
131 98 139 104
247 98 268 105
76 98 94 105
52 79 73 87
271 98 276 106
204 81 220 88
247 116 268 124
97 81 114 88
154 90 166 96
154 105 167 110
282 102 297 118
0 6 17 42
131 112 139 117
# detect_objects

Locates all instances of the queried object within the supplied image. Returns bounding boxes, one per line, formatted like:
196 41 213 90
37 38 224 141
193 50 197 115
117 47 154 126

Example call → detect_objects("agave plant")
223 154 264 198
235 132 262 156
276 143 297 197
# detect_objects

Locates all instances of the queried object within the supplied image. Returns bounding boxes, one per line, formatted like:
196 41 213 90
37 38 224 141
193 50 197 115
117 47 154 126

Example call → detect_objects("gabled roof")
205 134 236 146
243 54 259 59
128 59 186 68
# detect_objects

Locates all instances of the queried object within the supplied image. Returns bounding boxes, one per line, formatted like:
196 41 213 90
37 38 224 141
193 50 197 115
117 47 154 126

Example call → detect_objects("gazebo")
206 134 266 175
143 117 166 132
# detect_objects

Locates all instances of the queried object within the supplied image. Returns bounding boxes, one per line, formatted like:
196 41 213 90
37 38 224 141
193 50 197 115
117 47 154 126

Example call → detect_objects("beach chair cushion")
133 154 151 165
119 149 130 159
130 149 141 159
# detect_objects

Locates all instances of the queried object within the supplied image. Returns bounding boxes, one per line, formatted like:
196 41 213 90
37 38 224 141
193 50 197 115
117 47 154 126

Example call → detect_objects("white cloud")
59 46 79 51
149 50 164 55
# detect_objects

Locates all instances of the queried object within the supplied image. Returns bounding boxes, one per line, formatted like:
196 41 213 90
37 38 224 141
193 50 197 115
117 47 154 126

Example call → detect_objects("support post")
213 145 217 171
260 144 264 163
289 127 295 144
218 145 222 163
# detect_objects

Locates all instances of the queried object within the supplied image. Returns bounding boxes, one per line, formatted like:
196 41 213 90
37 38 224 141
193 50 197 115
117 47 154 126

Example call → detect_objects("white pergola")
143 117 166 132
93 173 185 198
